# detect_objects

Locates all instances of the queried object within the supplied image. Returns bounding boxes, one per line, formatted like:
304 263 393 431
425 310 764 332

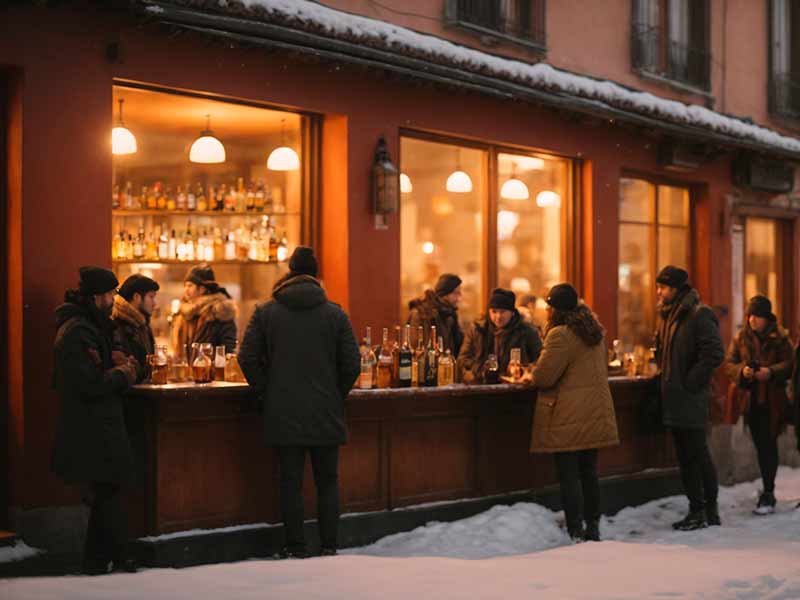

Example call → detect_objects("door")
744 217 795 332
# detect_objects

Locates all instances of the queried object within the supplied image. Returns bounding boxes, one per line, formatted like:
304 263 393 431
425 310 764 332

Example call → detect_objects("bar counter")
125 376 672 537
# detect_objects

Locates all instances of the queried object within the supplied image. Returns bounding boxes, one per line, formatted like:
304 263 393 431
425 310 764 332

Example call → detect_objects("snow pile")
157 0 800 154
0 541 41 564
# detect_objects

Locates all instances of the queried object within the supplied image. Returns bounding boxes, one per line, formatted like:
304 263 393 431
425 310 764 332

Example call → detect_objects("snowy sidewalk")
4 467 800 599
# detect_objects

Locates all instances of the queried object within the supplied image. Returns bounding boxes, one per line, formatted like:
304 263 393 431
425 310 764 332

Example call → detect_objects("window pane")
745 218 779 321
618 223 655 348
619 178 654 222
400 137 485 324
657 226 689 270
497 152 568 307
657 185 689 226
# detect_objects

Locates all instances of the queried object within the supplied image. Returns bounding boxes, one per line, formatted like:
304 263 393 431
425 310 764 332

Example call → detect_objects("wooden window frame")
444 0 547 54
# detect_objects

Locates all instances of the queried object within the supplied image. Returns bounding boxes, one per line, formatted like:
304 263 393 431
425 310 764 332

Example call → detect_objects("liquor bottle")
398 324 413 387
145 232 158 260
116 231 128 260
168 229 177 259
224 231 237 261
411 325 425 387
213 228 224 261
197 184 209 212
390 325 401 387
155 182 167 210
246 181 256 212
268 227 278 262
133 227 144 259
225 181 236 212
359 326 377 390
185 222 196 261
165 185 176 211
424 326 438 387
124 181 134 210
158 226 169 259
176 185 187 211
438 349 455 386
145 185 156 210
215 184 226 211
377 328 393 389
236 177 246 212
484 354 499 384
112 183 120 210
254 180 266 211
187 183 197 211
148 185 158 210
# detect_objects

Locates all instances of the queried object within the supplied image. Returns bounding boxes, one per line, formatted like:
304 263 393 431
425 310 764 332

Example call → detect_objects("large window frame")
769 0 800 121
444 0 547 53
399 129 579 320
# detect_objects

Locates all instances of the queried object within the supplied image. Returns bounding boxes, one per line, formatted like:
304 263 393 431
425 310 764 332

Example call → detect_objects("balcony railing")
771 73 800 120
445 0 546 51
631 24 711 91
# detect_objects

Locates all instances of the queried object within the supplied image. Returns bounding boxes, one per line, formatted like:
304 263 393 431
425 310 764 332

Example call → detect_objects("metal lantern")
372 137 399 215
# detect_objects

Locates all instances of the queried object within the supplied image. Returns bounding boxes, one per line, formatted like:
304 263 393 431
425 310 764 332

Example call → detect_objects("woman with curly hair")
527 283 619 542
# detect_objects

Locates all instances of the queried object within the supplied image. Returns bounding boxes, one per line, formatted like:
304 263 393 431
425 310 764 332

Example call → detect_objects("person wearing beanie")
407 273 464 356
654 265 724 531
171 263 237 355
52 267 139 574
112 274 160 382
239 245 360 558
724 295 794 515
457 288 542 384
527 284 619 542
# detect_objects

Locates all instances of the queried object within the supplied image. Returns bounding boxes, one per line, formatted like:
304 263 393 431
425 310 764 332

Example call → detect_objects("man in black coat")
239 247 360 558
52 267 139 574
112 274 159 382
654 266 724 531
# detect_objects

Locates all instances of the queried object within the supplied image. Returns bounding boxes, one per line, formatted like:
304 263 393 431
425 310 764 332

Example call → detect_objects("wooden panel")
477 410 533 495
340 420 387 512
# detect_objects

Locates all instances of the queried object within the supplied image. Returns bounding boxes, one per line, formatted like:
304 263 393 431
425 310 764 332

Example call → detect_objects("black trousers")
83 482 128 569
553 449 600 535
671 427 719 513
276 445 340 553
748 401 779 493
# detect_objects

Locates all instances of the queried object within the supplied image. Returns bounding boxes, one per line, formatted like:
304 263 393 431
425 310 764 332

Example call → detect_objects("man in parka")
407 273 464 356
112 274 159 382
52 267 139 574
654 266 724 531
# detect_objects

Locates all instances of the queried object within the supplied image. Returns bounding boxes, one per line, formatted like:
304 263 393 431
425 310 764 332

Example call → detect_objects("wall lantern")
189 114 226 164
111 99 137 155
372 137 399 215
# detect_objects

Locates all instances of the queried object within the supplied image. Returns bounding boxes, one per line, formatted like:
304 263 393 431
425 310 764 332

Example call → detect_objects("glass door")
744 217 794 331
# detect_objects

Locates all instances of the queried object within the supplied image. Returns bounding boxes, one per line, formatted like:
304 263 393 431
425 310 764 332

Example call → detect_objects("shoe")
272 547 310 560
583 520 600 542
705 503 721 526
320 547 338 557
81 558 113 576
672 511 707 531
753 491 776 516
567 522 585 542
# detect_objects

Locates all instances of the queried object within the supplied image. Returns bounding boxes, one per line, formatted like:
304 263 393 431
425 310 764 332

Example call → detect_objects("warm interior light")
111 99 137 155
536 190 561 207
400 173 413 194
267 146 300 171
497 210 520 241
446 170 473 193
422 241 435 255
517 156 545 171
500 178 530 200
190 115 225 164
510 277 532 293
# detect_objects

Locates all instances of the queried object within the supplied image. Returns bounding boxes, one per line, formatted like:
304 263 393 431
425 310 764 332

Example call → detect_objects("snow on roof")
151 0 800 155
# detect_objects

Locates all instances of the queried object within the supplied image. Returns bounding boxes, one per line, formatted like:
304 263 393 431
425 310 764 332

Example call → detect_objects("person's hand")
755 367 772 382
742 366 754 380
111 351 129 366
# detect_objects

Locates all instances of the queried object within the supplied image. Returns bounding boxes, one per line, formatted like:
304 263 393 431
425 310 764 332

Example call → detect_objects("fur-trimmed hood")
180 292 237 323
112 294 148 330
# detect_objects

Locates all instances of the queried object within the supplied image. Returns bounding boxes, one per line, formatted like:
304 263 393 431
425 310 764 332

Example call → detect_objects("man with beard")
407 273 464 356
112 274 159 382
52 267 139 574
654 266 724 531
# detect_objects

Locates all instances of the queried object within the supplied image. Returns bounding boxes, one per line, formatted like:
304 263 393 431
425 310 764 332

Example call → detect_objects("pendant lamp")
111 99 137 155
446 148 473 193
536 190 561 208
267 118 300 171
189 114 226 164
500 162 529 200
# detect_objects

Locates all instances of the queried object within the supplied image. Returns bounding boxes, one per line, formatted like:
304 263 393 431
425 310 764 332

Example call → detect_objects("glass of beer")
192 343 213 384
214 346 226 382
150 345 169 385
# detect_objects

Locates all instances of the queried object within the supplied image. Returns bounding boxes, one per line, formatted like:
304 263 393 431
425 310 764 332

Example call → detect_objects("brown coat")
407 290 464 356
723 322 794 436
529 325 619 453
171 292 238 355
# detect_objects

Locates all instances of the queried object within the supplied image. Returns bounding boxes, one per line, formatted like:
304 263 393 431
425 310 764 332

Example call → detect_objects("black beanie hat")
435 273 462 297
488 288 516 311
289 246 318 277
655 265 689 289
185 264 216 287
118 274 160 302
546 283 579 311
747 295 775 320
78 266 119 296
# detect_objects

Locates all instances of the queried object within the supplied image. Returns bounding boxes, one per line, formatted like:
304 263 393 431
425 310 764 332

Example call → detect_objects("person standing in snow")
238 247 360 558
654 266 724 531
527 284 619 542
724 295 794 515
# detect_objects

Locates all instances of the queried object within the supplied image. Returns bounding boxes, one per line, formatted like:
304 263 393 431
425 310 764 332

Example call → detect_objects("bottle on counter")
214 345 226 381
438 349 455 386
411 325 425 387
390 325 401 387
424 326 438 387
398 324 413 388
359 326 377 390
377 327 393 389
197 184 209 212
484 354 499 384
191 343 213 383
507 347 522 381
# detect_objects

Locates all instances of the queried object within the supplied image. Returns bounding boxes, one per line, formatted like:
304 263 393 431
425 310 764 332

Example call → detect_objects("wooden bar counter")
126 377 673 537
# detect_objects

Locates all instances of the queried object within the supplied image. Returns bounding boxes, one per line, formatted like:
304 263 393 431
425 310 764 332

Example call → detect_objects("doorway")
744 217 795 332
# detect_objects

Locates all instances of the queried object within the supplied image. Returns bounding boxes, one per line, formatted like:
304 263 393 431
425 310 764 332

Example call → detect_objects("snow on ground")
5 467 800 599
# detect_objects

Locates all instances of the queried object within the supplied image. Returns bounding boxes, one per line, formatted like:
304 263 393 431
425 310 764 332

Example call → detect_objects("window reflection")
745 218 781 324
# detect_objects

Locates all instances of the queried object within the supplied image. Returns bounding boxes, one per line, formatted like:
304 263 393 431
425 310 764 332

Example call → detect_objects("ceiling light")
446 170 473 193
111 99 137 155
536 190 561 208
267 117 300 171
189 114 225 164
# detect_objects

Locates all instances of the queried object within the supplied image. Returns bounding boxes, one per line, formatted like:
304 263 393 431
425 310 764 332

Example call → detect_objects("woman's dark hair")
547 303 605 347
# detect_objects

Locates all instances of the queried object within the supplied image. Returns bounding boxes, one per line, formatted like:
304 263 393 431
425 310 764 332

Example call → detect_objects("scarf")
656 287 693 382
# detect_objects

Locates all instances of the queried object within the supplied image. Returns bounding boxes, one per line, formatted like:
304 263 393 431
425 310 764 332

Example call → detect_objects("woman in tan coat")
527 284 619 542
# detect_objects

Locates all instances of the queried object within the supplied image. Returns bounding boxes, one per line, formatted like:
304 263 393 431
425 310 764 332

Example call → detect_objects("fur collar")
180 292 237 323
112 295 147 329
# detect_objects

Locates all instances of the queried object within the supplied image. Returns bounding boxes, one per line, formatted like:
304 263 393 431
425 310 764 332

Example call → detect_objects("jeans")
748 401 779 493
276 445 340 553
671 427 719 513
553 449 600 535
83 482 128 569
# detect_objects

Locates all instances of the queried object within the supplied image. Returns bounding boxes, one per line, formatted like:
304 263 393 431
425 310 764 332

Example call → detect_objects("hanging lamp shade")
111 99 137 155
536 190 561 208
501 178 529 200
400 173 413 194
189 115 225 164
517 156 545 171
267 146 300 171
446 170 473 193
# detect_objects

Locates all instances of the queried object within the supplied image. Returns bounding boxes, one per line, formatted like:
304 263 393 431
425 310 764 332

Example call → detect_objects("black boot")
320 547 338 557
583 520 600 542
705 502 721 526
672 510 707 531
753 491 776 516
567 522 585 542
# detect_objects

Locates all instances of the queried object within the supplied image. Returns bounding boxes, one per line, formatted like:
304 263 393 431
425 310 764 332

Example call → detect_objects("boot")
583 520 600 542
705 502 721 526
272 546 310 560
671 510 707 531
753 491 776 516
567 522 585 542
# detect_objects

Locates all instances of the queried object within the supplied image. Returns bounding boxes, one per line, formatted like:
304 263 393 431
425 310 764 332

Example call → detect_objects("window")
744 217 794 330
631 0 711 91
400 134 572 327
445 0 546 51
770 0 800 119
618 178 690 348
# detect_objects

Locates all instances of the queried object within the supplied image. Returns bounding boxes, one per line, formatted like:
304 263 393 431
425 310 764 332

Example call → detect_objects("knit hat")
546 283 579 311
488 288 516 311
118 274 160 302
185 264 216 287
435 273 462 297
746 295 775 320
289 246 318 277
655 265 689 289
78 266 119 296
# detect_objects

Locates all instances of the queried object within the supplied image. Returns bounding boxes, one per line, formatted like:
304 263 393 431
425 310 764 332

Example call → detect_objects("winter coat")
723 322 794 436
457 311 542 383
171 292 238 355
111 295 155 383
655 287 724 429
51 296 138 485
529 324 619 453
407 290 464 356
238 275 361 446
